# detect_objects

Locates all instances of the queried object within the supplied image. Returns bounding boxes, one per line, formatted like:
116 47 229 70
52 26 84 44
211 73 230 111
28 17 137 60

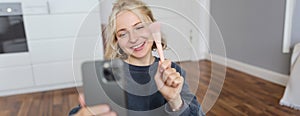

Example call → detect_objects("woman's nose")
128 31 139 43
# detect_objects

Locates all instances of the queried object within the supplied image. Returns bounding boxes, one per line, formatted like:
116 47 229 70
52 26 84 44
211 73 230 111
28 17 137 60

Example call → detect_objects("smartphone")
81 59 127 116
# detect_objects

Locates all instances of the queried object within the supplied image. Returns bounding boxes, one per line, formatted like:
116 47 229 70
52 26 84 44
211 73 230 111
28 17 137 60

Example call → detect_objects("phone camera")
103 68 116 81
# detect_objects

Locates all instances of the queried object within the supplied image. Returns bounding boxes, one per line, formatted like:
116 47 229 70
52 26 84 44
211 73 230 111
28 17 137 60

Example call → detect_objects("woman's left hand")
154 59 184 110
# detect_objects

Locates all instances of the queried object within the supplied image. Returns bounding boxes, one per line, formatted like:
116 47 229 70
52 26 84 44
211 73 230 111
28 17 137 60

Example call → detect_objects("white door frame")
283 0 296 53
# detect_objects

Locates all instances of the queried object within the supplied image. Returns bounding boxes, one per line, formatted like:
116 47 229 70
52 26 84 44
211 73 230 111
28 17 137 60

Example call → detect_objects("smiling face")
115 10 154 64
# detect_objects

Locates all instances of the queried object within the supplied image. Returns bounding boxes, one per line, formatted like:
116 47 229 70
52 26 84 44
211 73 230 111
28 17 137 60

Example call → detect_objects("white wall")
143 0 209 61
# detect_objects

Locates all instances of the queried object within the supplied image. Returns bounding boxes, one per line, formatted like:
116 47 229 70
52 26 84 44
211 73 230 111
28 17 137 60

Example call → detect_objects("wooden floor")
194 60 300 116
0 60 300 116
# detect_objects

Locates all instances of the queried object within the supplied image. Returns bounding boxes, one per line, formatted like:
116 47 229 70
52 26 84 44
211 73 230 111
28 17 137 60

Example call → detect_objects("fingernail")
160 69 163 72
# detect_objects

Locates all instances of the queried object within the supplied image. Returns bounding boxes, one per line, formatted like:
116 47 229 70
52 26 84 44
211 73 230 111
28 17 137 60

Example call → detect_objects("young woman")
70 0 205 115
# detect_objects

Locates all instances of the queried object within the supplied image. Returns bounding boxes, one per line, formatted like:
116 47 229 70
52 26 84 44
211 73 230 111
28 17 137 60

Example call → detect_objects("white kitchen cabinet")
0 66 34 91
32 61 74 85
23 13 100 40
0 0 22 3
32 58 99 86
47 0 99 14
29 36 103 86
23 0 103 89
28 38 74 64
0 53 31 68
28 36 103 64
0 0 102 96
22 0 49 15
21 0 99 15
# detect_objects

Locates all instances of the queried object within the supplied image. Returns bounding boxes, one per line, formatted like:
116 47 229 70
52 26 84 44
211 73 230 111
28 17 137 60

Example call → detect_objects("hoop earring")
117 45 128 59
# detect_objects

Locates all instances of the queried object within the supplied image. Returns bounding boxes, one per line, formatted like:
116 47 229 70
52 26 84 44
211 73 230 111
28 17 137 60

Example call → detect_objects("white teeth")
132 42 144 49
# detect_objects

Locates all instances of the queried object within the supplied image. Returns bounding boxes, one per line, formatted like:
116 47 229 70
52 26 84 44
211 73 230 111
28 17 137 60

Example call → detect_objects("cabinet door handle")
46 1 51 14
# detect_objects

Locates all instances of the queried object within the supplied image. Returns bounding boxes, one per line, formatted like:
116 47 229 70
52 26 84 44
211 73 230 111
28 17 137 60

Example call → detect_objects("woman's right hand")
75 93 117 116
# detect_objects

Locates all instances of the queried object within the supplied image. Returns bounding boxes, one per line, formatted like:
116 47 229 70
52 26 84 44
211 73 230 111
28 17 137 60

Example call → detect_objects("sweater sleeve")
164 63 205 116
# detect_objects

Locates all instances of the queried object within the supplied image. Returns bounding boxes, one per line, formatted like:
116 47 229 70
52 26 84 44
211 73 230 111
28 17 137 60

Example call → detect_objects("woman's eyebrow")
133 22 142 26
116 28 126 33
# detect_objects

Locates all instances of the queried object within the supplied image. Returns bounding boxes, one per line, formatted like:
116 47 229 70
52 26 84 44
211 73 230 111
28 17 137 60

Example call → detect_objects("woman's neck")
125 55 155 66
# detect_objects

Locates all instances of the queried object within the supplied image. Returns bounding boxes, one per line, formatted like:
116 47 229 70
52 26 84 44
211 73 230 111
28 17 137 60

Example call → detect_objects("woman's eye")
135 25 144 30
118 32 127 38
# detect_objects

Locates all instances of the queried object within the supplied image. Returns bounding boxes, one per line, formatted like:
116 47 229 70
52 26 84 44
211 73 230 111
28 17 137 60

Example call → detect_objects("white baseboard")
205 53 289 86
193 52 207 61
0 81 82 97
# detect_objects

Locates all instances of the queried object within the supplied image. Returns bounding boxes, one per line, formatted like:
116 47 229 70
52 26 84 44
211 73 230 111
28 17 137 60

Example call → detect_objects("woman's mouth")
131 42 145 51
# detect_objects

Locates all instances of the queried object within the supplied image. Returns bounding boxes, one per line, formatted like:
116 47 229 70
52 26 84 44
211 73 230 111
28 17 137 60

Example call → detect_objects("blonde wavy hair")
103 0 166 59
